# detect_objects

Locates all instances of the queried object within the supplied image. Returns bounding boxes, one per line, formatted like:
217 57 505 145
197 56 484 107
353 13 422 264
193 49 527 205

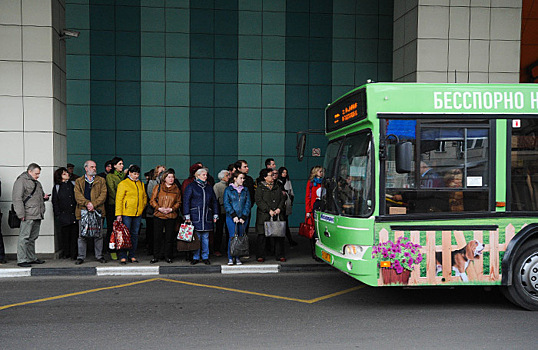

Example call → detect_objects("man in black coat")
0 177 6 264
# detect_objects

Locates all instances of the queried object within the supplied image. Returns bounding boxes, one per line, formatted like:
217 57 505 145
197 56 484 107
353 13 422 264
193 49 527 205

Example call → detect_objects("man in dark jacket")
0 177 6 264
12 163 49 267
234 160 255 233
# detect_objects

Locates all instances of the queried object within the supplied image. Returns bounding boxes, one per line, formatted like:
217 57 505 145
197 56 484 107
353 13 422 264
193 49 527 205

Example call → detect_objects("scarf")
312 177 322 186
196 179 206 186
85 174 95 184
231 183 244 193
261 181 273 190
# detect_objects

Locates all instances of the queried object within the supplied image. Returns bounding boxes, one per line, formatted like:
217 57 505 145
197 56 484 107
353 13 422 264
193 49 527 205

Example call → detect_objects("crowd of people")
3 158 326 268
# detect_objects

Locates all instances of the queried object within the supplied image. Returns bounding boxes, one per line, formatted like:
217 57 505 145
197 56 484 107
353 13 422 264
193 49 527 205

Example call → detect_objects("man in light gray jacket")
12 163 49 267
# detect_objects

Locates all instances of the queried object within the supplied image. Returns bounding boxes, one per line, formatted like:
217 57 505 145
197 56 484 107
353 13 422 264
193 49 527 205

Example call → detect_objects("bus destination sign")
326 88 367 133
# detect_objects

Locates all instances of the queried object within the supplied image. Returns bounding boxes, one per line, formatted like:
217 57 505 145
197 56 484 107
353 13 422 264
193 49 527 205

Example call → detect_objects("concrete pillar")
393 0 522 83
0 0 66 256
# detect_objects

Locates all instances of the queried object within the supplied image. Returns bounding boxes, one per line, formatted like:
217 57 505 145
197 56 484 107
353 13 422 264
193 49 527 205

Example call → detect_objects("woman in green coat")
255 168 285 262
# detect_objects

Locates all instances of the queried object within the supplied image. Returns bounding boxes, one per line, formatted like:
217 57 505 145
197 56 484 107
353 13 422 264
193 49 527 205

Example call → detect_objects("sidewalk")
0 232 330 278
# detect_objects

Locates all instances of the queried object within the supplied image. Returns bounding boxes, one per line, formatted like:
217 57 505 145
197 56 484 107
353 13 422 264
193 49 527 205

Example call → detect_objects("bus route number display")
326 88 367 133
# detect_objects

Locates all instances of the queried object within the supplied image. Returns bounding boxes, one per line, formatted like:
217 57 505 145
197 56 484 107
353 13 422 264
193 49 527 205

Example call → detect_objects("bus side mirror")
297 133 306 161
396 142 412 173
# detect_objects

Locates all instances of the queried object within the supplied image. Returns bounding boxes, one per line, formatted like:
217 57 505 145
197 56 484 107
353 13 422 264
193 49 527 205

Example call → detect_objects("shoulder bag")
8 182 37 229
299 216 315 239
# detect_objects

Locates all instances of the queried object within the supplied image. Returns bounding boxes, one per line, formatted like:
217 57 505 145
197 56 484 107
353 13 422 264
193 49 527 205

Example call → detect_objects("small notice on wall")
312 148 321 157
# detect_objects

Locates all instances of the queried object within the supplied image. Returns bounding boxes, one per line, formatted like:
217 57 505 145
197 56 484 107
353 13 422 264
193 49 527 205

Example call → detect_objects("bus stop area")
0 230 329 278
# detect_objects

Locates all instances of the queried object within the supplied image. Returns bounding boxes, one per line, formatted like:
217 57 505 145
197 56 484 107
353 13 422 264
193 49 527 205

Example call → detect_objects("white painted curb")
0 268 32 278
221 264 279 274
96 266 160 276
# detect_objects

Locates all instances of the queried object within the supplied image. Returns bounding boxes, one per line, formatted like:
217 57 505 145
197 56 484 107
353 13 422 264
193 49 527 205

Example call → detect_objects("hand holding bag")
79 209 102 238
264 215 286 237
230 223 249 257
177 223 195 242
299 216 315 239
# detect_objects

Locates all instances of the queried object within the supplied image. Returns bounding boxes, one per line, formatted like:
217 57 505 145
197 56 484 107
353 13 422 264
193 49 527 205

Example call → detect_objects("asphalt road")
1 272 536 349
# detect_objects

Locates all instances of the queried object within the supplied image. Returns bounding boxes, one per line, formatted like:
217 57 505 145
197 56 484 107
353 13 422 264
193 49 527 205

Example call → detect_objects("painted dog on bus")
435 239 485 282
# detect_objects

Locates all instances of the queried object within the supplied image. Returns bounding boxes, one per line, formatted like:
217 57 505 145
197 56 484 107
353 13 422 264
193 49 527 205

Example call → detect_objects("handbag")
8 205 21 229
177 231 200 251
109 220 132 250
230 224 249 257
299 217 315 239
8 182 38 229
177 223 195 242
264 215 286 237
79 209 102 238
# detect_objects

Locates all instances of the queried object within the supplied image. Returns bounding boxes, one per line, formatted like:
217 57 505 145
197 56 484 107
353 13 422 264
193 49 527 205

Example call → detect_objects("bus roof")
326 83 538 136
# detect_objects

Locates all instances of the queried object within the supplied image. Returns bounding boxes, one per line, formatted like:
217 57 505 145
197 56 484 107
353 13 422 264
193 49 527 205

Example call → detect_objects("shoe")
166 258 173 264
228 259 234 265
110 252 118 260
257 257 264 263
289 240 298 247
190 259 199 265
279 257 287 262
120 259 127 265
75 259 84 265
17 262 32 267
130 258 139 263
96 258 107 263
203 259 211 265
214 251 222 257
236 258 242 265
31 259 45 264
150 259 159 264
0 259 7 264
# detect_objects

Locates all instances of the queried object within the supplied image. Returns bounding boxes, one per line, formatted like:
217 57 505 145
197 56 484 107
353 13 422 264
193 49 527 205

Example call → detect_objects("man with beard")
74 160 108 264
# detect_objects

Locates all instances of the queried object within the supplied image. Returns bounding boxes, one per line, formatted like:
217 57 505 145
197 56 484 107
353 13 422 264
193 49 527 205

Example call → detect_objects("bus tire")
503 241 538 310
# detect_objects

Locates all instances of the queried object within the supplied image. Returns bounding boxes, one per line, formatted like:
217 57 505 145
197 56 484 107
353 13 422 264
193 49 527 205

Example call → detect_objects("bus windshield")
324 131 373 217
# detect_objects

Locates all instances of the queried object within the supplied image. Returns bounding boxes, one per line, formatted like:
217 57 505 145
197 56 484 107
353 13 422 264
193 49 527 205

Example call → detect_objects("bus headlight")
343 245 369 260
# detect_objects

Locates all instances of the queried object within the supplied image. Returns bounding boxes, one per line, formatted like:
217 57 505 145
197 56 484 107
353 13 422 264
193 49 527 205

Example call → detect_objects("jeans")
118 215 141 260
226 216 246 260
193 231 209 261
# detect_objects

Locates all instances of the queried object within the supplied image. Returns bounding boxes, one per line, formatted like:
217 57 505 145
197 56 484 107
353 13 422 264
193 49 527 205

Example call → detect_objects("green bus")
307 83 538 310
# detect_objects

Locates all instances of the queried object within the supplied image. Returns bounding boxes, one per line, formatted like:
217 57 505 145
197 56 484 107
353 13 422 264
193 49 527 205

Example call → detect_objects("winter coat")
278 178 294 216
213 180 228 214
255 181 285 234
183 180 219 232
12 172 46 220
305 179 322 219
150 183 182 220
243 174 255 208
52 181 77 226
223 185 251 221
106 170 125 206
74 176 108 220
115 178 147 217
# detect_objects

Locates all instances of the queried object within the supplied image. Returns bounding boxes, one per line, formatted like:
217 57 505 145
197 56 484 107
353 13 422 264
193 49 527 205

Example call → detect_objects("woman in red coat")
305 166 324 260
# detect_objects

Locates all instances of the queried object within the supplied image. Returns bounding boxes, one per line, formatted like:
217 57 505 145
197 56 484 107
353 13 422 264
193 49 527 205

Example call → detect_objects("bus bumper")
315 240 379 287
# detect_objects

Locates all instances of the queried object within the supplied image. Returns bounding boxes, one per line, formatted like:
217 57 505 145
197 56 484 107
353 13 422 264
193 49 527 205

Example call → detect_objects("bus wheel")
504 242 538 310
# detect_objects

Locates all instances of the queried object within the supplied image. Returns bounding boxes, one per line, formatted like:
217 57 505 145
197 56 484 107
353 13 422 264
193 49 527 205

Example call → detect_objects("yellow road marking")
0 278 160 311
0 277 364 310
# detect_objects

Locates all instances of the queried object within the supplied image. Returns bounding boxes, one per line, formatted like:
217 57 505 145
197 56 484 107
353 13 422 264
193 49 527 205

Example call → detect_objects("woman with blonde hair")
305 165 324 260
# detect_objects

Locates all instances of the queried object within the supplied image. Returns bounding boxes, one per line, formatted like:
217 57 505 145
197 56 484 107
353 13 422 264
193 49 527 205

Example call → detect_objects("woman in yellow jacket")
115 165 147 264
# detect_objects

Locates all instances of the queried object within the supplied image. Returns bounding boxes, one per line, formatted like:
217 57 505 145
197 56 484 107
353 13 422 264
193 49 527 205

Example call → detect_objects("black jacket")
52 181 77 226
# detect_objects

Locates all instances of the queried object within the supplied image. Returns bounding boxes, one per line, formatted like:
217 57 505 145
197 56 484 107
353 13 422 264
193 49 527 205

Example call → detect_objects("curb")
0 263 331 278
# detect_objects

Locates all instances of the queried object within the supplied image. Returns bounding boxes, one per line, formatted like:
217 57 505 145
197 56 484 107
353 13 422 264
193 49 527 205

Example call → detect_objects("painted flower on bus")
372 237 423 274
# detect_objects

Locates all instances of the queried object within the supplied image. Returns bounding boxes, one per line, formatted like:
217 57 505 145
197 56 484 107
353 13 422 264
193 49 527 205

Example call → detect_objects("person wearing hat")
67 163 80 182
